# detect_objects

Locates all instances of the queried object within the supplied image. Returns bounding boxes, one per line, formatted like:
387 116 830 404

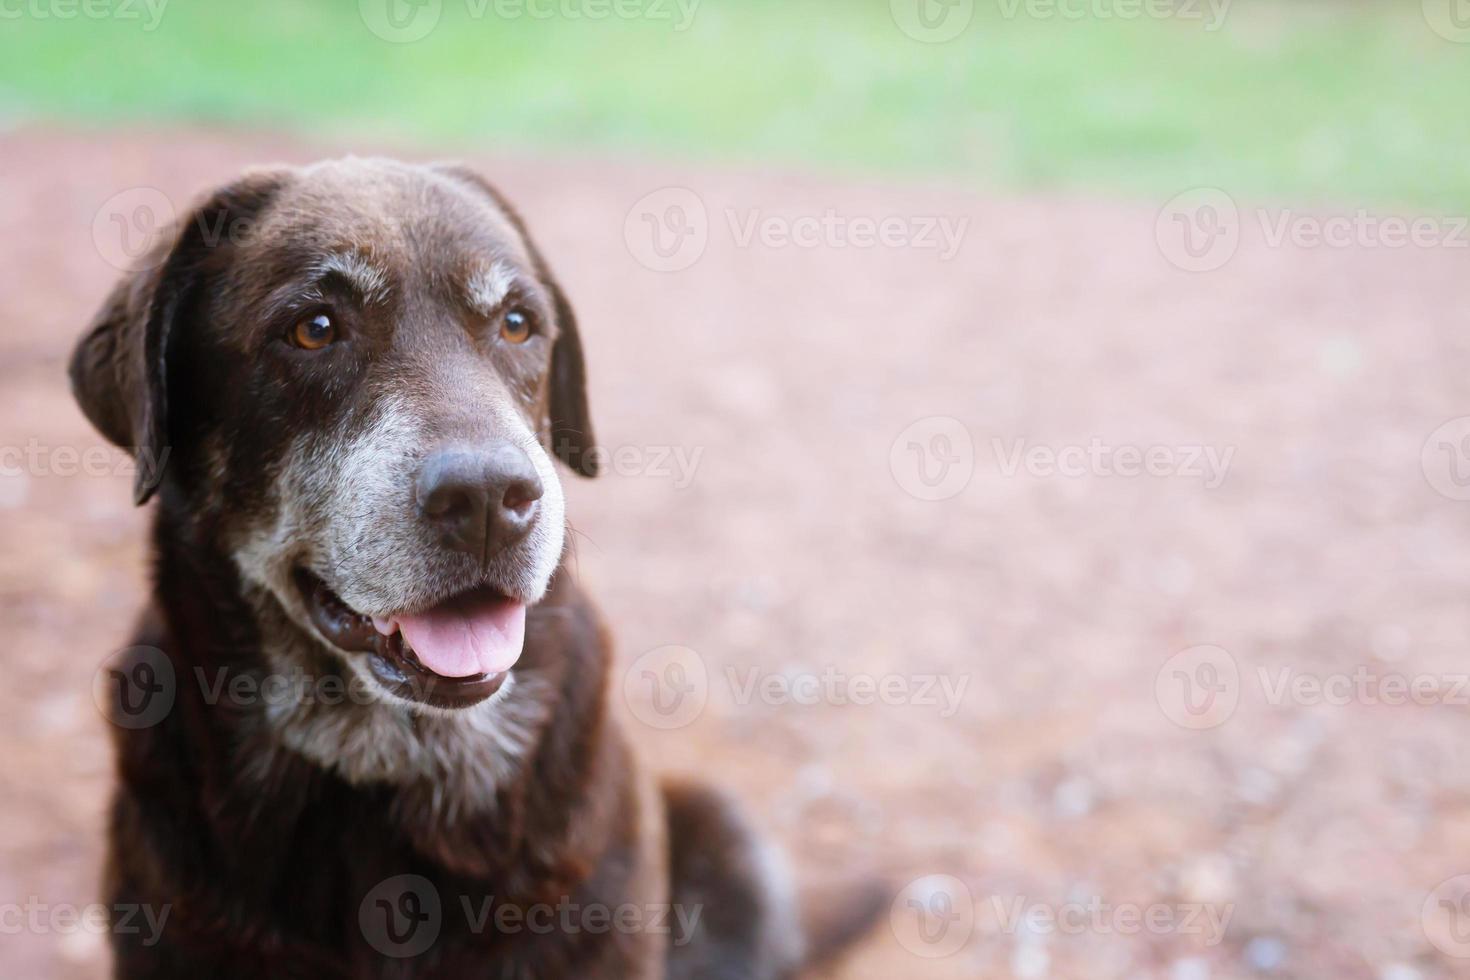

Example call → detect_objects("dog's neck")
141 501 617 883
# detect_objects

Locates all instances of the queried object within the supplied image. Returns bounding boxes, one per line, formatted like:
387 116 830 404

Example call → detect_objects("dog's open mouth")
294 569 525 709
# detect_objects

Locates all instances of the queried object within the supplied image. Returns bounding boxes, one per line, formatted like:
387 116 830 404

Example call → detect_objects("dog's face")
72 159 598 714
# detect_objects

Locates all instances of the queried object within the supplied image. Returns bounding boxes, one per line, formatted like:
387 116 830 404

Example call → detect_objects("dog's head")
71 159 597 712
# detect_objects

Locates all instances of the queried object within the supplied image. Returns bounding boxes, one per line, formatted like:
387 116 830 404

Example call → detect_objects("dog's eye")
290 313 337 351
500 308 534 345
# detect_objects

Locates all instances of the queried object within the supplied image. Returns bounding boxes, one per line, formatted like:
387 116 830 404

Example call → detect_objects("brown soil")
2 127 1467 980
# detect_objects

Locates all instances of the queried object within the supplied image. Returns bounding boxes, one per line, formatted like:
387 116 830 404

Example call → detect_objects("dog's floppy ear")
70 170 290 505
433 164 598 478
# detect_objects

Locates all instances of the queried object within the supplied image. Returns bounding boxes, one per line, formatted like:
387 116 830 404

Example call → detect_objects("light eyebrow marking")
465 260 518 317
313 252 391 306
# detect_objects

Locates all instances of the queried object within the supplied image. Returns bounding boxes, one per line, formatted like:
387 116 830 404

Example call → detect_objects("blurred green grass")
1 0 1467 209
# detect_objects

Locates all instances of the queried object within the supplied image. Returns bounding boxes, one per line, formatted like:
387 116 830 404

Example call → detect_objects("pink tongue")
395 593 526 678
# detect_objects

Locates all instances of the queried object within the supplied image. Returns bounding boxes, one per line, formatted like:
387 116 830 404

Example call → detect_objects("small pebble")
1237 767 1280 806
1245 935 1288 972
1052 777 1094 819
59 927 104 962
1379 965 1422 980
1171 957 1210 980
1181 854 1235 904
1319 336 1363 378
0 473 29 509
1011 941 1049 979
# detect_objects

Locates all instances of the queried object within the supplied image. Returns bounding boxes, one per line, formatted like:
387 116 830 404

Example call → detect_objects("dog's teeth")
371 616 398 636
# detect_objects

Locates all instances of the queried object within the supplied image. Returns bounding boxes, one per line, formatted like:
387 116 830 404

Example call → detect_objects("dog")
71 159 885 978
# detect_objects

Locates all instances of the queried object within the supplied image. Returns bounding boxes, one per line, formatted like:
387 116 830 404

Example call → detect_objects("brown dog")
72 159 883 978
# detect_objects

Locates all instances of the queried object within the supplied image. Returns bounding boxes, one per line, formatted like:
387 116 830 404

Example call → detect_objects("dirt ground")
3 127 1470 980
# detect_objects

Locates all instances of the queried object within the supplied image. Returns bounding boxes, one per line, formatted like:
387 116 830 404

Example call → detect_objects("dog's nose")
416 444 543 560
